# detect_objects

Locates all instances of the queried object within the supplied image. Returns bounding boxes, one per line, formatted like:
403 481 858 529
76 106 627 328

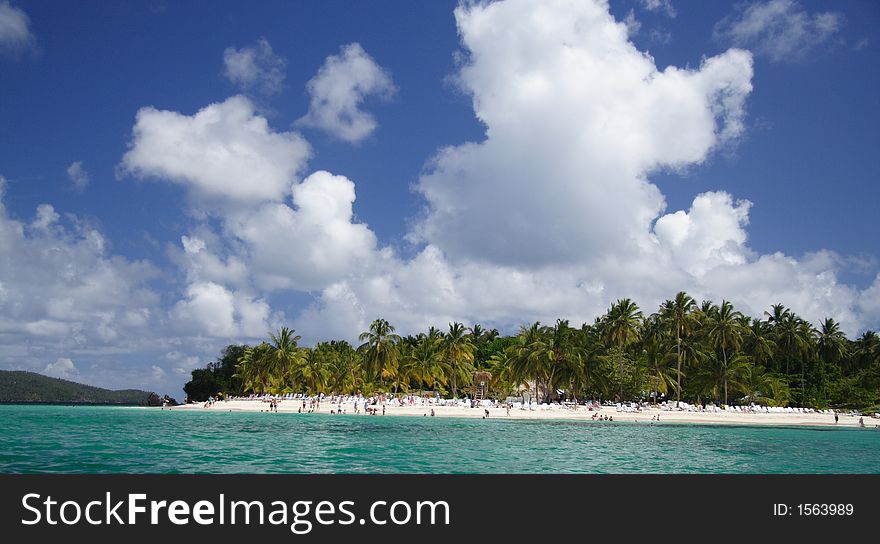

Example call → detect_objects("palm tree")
528 319 584 402
267 327 303 392
694 352 750 405
699 300 718 319
743 318 776 370
358 318 401 389
235 343 267 394
234 346 254 393
642 315 677 404
576 324 611 401
603 299 643 402
442 322 475 398
505 322 544 401
772 312 814 404
771 312 807 374
299 347 331 394
705 300 743 406
851 331 879 374
401 334 449 392
741 364 790 407
469 324 486 344
322 341 361 394
660 291 696 406
764 303 791 327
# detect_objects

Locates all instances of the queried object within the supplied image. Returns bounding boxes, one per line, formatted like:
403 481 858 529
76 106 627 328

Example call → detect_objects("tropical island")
0 370 175 406
180 294 880 425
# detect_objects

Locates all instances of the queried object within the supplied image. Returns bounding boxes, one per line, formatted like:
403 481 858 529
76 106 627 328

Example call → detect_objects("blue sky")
1 0 878 396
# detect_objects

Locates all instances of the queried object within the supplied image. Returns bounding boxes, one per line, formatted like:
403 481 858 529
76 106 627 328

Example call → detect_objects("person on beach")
859 417 865 427
835 412 839 424
382 404 386 416
431 409 435 417
506 404 510 416
484 408 490 418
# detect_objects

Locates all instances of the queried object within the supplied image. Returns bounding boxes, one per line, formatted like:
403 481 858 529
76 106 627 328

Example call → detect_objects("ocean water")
0 405 878 473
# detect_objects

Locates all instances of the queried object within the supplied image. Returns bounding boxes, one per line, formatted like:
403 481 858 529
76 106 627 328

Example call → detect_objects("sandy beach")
169 398 877 428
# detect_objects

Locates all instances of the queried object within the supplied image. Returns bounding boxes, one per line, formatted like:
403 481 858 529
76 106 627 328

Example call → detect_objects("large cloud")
294 0 877 338
0 176 165 377
120 96 311 204
113 0 878 349
412 0 752 266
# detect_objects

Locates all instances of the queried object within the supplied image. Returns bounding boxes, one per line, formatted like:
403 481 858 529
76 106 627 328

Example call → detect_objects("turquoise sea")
1 405 878 473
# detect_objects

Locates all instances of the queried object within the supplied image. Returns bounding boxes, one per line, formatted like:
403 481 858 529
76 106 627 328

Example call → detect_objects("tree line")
183 293 880 412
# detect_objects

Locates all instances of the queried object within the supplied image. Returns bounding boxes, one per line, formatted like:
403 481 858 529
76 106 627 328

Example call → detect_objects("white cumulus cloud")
227 170 379 291
653 191 752 278
119 95 311 205
297 43 396 143
170 281 273 339
412 0 752 266
290 0 878 339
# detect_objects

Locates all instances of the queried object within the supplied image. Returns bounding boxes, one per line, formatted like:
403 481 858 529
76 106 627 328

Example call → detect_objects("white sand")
169 399 876 428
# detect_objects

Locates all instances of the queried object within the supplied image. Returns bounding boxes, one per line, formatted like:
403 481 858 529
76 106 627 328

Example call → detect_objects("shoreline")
168 399 877 428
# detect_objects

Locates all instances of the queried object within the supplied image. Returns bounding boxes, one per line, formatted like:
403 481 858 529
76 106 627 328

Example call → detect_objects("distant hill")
0 370 155 405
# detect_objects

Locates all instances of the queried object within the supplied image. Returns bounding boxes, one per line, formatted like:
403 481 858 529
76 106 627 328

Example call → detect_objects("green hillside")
0 371 154 405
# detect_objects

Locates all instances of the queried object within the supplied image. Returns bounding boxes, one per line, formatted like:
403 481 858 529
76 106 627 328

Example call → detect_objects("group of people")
590 412 613 421
297 397 321 413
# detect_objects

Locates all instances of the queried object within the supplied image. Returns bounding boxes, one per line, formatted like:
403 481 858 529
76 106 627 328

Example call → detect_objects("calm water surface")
1 405 878 473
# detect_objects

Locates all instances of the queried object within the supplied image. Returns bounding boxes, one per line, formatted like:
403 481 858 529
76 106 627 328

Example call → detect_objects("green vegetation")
184 295 880 412
0 371 154 405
